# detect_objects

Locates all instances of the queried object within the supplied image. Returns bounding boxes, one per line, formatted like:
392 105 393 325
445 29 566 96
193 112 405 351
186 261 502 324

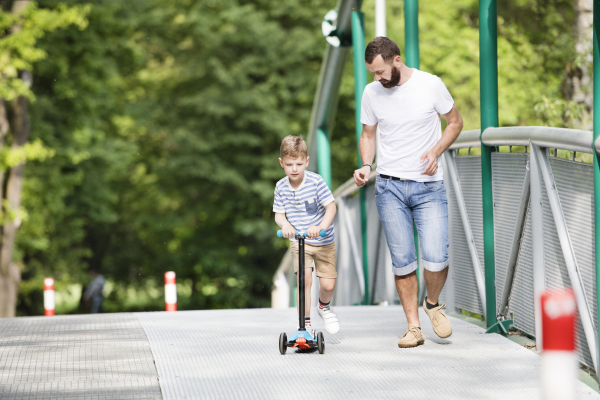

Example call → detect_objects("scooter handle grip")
277 229 327 238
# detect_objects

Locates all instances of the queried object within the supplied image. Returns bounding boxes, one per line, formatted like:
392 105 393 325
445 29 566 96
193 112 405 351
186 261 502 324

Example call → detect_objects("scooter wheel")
279 332 287 355
317 332 325 354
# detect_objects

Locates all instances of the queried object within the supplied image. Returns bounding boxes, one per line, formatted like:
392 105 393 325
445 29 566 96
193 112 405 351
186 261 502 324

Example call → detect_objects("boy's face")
279 156 309 183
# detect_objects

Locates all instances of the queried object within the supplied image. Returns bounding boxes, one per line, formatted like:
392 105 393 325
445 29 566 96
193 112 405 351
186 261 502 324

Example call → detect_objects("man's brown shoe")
423 299 452 338
398 326 425 348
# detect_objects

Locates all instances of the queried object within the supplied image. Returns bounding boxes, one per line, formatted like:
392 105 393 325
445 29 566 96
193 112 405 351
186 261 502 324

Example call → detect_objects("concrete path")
1 306 599 399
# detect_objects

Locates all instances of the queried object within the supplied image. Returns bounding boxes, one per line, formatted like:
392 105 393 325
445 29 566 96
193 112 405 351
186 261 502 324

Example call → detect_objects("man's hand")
282 224 296 239
420 150 440 176
353 165 371 187
307 225 323 239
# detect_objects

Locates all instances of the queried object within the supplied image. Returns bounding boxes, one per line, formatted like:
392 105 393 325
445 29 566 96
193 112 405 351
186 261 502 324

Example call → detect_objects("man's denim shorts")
374 175 449 276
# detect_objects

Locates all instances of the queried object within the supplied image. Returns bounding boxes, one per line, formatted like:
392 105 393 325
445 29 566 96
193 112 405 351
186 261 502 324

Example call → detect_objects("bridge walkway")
1 306 599 399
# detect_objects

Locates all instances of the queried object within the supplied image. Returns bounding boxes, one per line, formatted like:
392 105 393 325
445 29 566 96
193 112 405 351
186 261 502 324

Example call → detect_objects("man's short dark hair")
365 37 401 64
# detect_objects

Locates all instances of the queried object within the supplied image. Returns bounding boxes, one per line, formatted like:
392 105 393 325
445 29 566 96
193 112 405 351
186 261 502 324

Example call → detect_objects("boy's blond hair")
280 135 307 159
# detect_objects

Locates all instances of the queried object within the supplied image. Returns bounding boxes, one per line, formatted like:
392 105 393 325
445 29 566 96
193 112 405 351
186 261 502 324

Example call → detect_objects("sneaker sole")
324 326 339 335
397 340 425 348
434 330 452 339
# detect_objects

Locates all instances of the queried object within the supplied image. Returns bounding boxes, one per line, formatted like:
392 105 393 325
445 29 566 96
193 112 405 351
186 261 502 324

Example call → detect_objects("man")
353 37 463 348
84 269 105 314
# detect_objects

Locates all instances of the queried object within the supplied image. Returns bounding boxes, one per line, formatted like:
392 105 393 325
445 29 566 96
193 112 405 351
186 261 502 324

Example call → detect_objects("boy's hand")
307 226 322 239
282 224 296 239
353 165 371 187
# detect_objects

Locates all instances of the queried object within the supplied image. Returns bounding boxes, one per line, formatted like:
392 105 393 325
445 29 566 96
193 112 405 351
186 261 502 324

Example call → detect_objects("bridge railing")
271 126 598 374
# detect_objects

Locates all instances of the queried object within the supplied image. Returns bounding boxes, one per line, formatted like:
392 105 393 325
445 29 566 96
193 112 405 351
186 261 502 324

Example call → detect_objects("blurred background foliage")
14 0 577 315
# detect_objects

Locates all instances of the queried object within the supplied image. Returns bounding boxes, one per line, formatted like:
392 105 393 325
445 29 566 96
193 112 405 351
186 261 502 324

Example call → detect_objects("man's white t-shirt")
360 69 454 182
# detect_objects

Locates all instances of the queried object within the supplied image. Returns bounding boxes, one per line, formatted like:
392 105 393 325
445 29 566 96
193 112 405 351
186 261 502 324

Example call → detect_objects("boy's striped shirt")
273 171 335 246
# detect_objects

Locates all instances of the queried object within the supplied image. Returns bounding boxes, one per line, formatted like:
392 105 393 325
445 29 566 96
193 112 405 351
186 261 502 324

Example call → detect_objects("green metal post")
479 0 498 327
317 128 332 188
593 0 600 373
405 0 421 294
404 0 419 70
352 10 369 305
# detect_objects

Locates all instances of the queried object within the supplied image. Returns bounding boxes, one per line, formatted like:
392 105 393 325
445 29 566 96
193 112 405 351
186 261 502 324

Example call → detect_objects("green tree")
21 0 333 314
0 0 87 317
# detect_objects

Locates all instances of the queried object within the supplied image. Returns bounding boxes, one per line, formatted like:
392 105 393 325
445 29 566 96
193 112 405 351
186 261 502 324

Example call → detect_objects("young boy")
273 135 340 336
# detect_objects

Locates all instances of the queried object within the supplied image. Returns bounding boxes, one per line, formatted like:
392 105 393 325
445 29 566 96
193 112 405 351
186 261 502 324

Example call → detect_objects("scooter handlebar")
277 229 327 238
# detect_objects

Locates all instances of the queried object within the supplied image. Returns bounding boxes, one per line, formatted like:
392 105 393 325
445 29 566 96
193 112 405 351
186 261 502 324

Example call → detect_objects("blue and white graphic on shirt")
273 171 335 246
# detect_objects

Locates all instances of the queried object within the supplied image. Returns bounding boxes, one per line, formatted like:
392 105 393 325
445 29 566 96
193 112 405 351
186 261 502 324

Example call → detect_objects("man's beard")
379 66 401 88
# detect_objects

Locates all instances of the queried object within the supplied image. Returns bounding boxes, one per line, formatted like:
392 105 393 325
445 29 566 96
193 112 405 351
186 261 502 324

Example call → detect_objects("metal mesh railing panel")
373 227 393 304
547 157 596 369
510 202 535 336
491 153 529 311
510 156 596 369
366 184 388 304
447 155 484 315
333 195 364 306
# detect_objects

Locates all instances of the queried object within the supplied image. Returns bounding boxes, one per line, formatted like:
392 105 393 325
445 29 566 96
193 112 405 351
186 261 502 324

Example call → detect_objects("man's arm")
420 104 464 176
353 123 378 187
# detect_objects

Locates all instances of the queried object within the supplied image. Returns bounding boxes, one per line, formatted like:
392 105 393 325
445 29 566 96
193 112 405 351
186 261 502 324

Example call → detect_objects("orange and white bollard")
43 277 55 316
164 271 177 312
541 288 577 400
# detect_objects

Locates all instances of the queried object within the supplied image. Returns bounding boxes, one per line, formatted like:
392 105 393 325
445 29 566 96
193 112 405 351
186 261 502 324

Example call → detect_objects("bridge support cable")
307 0 355 174
444 151 487 315
534 145 599 374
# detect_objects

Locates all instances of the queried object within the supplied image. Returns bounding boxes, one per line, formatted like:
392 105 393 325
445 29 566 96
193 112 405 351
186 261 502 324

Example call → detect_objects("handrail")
483 126 593 154
446 126 595 153
448 129 481 150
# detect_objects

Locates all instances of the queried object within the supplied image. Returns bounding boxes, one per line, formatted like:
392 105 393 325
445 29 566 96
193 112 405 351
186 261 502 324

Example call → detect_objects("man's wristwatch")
363 164 372 172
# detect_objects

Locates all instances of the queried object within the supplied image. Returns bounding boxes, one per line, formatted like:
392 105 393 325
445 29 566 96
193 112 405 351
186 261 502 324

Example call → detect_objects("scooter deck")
286 329 317 350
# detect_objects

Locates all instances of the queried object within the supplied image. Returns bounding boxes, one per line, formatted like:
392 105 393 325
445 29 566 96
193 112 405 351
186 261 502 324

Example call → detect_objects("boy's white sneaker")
317 307 340 334
302 323 315 339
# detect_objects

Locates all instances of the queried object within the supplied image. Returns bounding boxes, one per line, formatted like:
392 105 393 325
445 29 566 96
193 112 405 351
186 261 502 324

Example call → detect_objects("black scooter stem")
298 235 305 331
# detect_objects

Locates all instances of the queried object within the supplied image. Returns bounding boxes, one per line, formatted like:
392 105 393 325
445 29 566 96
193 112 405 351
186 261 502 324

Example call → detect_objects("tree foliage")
13 0 577 315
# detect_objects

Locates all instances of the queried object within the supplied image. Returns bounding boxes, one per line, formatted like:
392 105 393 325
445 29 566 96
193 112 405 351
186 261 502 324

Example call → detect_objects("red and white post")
164 271 177 312
541 288 577 400
43 277 55 316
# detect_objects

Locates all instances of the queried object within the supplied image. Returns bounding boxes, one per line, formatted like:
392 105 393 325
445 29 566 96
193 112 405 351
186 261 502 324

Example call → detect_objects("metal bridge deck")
1 306 599 399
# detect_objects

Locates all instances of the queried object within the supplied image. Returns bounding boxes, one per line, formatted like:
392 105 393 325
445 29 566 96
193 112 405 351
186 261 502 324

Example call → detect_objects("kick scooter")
277 229 326 355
